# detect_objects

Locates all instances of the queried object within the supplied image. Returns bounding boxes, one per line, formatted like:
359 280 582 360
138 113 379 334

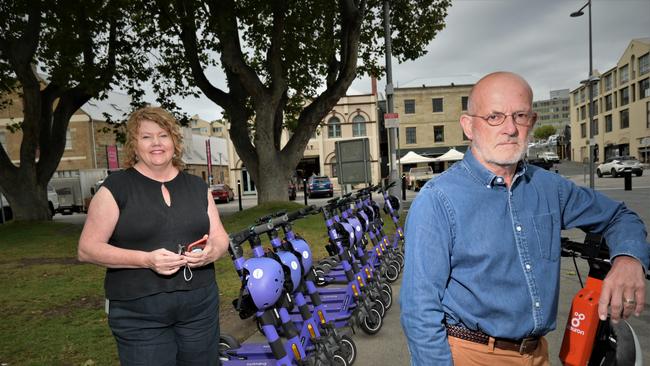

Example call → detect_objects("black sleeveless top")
102 168 215 300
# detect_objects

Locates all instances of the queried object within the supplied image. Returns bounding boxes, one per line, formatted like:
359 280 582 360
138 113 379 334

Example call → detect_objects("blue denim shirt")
399 149 649 366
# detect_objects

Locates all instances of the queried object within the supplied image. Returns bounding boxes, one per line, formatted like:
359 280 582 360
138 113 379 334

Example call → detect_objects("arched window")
352 115 366 137
328 116 341 138
330 156 337 177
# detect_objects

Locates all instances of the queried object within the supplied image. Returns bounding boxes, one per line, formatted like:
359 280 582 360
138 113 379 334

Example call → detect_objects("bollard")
401 174 407 201
303 179 308 205
237 180 243 211
624 171 632 191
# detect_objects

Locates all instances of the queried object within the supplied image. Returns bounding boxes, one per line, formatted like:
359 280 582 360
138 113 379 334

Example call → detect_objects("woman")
78 106 228 365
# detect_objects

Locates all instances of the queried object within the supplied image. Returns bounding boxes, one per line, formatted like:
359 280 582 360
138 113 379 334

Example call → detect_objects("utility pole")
384 0 401 196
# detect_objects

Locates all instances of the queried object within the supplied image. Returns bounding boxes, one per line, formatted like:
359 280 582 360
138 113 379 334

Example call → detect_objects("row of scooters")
218 182 405 365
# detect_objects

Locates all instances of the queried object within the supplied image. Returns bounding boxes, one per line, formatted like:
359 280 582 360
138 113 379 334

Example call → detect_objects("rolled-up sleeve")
400 186 454 366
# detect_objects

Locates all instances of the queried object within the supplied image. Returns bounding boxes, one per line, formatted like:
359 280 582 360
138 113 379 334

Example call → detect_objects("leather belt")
445 324 540 355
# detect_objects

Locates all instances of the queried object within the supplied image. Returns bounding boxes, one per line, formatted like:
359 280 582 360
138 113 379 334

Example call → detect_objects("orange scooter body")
559 277 603 366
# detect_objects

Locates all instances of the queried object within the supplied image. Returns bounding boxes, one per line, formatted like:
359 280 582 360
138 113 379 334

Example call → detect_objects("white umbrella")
435 148 465 162
399 151 437 164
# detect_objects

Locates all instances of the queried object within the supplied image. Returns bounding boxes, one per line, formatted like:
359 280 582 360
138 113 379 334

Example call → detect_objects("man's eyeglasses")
466 112 536 127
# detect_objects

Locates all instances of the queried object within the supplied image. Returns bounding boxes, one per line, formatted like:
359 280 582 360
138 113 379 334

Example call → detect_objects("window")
580 123 586 138
327 117 341 138
404 99 415 114
573 92 579 104
591 118 598 136
604 94 612 111
640 78 650 99
432 98 443 113
647 102 650 129
605 114 612 132
620 87 629 106
330 157 337 178
590 101 598 116
604 74 613 92
433 126 444 143
619 64 629 85
590 82 599 97
640 53 650 76
461 96 468 111
65 129 72 150
580 105 586 120
580 89 585 103
620 109 629 129
406 127 416 144
352 115 366 137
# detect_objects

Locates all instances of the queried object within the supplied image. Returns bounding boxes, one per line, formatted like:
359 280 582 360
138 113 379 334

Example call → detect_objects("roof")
181 128 229 166
398 74 479 89
81 91 132 121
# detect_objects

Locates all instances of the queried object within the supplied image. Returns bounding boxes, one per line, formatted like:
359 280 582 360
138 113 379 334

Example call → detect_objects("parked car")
596 156 643 178
537 151 560 164
307 176 333 198
210 184 235 203
288 180 297 201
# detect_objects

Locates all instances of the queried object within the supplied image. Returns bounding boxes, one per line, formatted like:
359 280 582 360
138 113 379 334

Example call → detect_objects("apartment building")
392 78 474 172
533 89 571 132
570 38 650 164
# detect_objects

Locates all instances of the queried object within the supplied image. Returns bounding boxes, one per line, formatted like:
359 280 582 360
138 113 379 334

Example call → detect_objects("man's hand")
598 255 646 323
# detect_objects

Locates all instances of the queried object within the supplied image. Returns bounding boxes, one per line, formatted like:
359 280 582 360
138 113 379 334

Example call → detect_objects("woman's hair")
123 107 184 168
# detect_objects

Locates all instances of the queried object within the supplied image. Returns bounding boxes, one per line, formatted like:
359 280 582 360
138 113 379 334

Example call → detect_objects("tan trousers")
448 336 550 366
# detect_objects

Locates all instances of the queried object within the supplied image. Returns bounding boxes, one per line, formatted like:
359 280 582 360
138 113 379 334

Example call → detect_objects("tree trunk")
0 171 50 222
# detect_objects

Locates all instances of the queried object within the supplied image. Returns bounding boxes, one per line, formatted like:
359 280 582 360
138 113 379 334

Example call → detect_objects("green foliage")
534 125 557 140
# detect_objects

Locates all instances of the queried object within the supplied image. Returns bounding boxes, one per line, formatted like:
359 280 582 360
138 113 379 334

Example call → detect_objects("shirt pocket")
533 213 559 261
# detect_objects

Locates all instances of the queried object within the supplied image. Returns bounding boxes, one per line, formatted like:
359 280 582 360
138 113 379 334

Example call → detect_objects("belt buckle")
518 337 537 355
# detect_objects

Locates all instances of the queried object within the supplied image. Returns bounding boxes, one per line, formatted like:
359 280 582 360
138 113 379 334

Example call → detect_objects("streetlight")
571 0 596 189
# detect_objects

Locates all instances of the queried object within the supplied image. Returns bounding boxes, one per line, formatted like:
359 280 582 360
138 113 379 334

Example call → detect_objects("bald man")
399 72 649 366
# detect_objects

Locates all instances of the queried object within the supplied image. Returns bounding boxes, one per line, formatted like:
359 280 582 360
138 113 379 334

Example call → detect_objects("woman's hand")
183 234 220 268
147 248 187 275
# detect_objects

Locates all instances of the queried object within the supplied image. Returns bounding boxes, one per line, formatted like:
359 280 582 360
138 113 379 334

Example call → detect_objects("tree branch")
208 0 266 98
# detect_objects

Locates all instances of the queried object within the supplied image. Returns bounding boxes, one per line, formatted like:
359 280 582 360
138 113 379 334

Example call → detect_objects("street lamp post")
571 0 595 189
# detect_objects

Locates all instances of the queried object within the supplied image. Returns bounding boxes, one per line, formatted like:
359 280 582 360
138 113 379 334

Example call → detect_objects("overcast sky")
174 0 650 121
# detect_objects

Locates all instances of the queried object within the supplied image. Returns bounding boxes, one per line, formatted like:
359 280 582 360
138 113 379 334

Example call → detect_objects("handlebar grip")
270 214 289 227
252 222 274 235
229 229 252 246
386 181 396 189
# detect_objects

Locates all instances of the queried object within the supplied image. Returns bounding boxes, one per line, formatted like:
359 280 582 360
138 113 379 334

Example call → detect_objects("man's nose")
501 115 519 134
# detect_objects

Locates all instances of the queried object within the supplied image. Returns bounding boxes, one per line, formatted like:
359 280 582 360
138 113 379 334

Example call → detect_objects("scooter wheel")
385 263 399 283
373 299 386 318
338 335 357 365
360 307 383 335
332 354 349 366
314 268 327 286
380 288 393 310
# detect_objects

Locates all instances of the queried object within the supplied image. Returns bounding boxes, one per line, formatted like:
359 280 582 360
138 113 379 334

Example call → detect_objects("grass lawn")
0 201 403 365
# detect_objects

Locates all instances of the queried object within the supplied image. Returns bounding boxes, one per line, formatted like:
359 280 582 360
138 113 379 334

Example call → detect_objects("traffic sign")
384 113 399 128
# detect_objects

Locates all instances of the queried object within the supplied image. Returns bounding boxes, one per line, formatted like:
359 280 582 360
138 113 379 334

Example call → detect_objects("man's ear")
460 114 474 140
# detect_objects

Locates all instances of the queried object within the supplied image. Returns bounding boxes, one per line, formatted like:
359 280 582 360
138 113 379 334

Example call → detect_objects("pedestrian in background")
400 72 649 365
78 106 228 365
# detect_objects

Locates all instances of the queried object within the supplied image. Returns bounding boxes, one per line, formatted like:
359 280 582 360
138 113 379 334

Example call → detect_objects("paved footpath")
305 168 650 365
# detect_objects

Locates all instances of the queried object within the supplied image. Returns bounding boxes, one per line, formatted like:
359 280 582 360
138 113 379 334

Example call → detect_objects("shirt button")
516 225 522 232
496 177 503 183
535 302 541 308
525 264 531 271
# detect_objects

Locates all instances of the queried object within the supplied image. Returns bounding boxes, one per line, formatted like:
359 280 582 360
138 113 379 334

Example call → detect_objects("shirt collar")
462 147 528 188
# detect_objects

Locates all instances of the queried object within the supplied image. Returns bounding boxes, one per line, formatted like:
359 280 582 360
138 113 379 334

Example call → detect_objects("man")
399 72 649 365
